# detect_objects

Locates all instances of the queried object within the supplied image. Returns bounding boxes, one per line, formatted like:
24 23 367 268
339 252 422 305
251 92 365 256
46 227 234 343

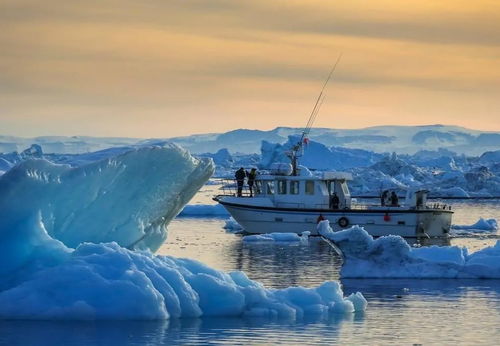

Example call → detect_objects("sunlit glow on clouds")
1 0 499 137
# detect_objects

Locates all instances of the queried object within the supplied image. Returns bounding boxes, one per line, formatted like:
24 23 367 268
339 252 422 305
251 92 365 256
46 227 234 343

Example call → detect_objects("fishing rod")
301 53 342 143
287 53 342 175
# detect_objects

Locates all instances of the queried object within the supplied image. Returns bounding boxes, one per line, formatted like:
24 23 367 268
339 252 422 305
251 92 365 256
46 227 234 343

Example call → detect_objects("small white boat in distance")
214 165 453 239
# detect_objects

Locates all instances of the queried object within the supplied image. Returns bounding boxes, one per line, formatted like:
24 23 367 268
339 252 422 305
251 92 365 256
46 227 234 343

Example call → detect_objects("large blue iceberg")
0 145 366 320
0 144 214 251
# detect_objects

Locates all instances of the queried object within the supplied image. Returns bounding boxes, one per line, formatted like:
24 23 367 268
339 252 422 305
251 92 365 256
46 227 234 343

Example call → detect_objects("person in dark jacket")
390 191 399 206
381 190 388 206
331 193 340 209
235 167 246 197
246 168 257 197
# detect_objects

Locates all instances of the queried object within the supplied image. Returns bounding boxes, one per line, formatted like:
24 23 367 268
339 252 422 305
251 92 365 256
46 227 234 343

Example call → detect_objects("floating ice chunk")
0 224 365 320
0 144 214 252
452 218 498 233
243 232 310 243
318 220 500 279
178 204 229 217
346 292 368 312
223 217 243 232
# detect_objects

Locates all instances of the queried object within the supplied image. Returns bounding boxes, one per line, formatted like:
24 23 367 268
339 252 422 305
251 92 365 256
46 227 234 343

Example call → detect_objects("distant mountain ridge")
1 124 499 155
153 124 500 156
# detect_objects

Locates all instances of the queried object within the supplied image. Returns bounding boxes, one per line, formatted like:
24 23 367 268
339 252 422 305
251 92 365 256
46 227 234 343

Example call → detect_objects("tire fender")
338 217 349 228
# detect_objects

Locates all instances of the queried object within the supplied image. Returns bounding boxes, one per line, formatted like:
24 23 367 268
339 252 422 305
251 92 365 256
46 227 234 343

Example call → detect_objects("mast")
287 54 342 175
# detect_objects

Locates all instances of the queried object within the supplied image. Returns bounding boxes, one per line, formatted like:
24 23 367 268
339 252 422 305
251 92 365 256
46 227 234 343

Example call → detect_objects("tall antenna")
287 53 342 175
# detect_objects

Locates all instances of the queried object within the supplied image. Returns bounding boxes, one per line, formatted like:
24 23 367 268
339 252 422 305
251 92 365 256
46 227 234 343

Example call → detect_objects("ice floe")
243 232 310 243
452 218 498 233
223 217 243 232
0 215 364 320
318 221 500 279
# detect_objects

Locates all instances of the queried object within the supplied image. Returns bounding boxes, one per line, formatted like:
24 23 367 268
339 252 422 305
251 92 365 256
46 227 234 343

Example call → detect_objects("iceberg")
452 218 498 233
0 145 366 320
260 136 381 171
0 144 214 251
318 221 500 279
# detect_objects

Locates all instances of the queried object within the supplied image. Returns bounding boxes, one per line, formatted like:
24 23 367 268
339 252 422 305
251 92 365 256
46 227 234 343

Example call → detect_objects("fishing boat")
213 168 453 238
213 56 453 239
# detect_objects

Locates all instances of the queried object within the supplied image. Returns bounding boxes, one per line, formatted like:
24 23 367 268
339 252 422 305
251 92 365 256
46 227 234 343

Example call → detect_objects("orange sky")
1 0 499 137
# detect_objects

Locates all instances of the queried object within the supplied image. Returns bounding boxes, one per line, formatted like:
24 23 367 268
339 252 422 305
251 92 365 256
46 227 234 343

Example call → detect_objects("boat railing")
349 203 371 210
426 202 452 211
351 201 452 211
217 178 254 197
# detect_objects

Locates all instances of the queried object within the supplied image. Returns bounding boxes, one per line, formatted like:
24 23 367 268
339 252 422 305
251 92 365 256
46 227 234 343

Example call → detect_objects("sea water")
1 186 499 345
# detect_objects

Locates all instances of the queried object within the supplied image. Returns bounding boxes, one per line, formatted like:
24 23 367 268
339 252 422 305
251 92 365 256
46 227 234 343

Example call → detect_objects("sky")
1 0 499 138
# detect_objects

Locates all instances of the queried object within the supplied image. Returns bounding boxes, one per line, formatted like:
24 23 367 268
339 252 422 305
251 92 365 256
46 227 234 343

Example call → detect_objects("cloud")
0 0 499 136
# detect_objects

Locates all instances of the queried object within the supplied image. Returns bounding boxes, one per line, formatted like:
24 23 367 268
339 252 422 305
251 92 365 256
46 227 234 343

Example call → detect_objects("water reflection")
0 314 365 346
342 278 500 298
407 237 450 246
224 237 343 289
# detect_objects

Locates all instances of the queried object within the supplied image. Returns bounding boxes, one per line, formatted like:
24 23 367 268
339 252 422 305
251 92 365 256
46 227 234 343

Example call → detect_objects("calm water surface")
1 187 499 345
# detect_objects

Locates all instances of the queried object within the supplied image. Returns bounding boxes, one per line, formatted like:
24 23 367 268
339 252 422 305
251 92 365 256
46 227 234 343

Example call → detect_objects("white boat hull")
218 200 452 238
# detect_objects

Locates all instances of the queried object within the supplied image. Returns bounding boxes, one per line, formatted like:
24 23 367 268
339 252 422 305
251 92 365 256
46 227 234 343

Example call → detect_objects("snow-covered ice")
243 232 310 243
318 221 500 279
223 217 243 232
260 136 381 171
2 125 500 197
0 213 365 320
452 218 498 233
0 144 214 251
0 195 365 320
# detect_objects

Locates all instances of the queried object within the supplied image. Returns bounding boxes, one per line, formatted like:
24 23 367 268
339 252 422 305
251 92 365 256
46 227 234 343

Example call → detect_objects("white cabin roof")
255 171 352 181
322 172 353 180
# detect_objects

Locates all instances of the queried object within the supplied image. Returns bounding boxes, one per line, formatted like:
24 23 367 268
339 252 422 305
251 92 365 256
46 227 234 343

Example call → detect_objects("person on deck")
390 191 399 206
235 167 246 197
331 193 340 209
246 168 257 197
381 190 388 206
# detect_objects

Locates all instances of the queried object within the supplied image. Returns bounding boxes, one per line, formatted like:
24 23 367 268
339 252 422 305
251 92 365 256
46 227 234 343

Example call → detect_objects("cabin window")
305 181 314 195
341 182 350 195
328 181 335 194
266 181 275 195
290 181 300 195
255 181 262 194
277 180 287 194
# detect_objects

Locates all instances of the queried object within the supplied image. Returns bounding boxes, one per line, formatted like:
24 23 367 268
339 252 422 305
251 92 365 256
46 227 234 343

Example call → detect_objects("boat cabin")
249 171 353 210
